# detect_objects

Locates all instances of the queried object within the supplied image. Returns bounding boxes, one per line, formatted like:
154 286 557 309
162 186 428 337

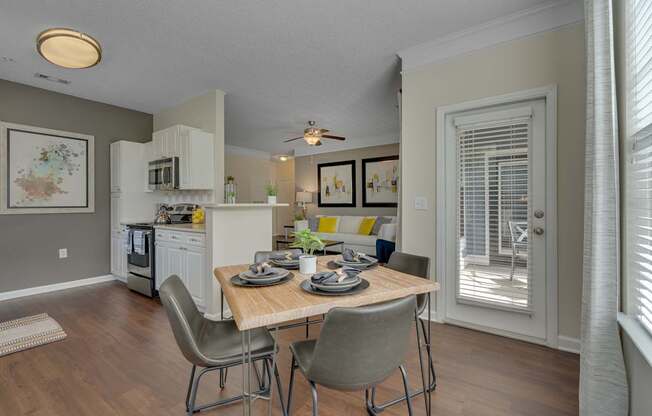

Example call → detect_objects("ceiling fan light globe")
305 135 321 145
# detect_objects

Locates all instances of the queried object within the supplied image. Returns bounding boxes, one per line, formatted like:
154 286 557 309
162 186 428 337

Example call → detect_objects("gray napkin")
342 248 373 263
270 251 300 261
248 262 275 276
311 267 360 285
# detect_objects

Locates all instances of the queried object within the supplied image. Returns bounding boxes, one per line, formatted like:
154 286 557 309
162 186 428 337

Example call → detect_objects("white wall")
153 89 225 204
400 23 586 341
224 145 295 235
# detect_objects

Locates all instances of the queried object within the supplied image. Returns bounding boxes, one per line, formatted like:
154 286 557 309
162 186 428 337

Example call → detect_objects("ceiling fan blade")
283 137 304 142
321 134 346 141
318 128 330 134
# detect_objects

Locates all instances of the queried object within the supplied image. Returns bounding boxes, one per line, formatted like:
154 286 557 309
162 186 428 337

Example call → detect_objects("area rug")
0 313 66 357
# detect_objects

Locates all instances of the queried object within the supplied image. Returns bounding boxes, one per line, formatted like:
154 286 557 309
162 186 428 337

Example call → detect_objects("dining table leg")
427 293 432 416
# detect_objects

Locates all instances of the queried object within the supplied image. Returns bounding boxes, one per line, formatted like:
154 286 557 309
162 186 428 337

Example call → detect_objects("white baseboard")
0 274 117 301
113 274 127 283
557 335 581 354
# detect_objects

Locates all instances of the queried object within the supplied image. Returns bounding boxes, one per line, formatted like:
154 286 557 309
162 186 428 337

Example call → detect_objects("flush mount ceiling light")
37 28 101 69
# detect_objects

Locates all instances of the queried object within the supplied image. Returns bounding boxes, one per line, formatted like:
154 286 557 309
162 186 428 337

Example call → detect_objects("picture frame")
362 155 399 207
317 160 356 207
0 121 95 214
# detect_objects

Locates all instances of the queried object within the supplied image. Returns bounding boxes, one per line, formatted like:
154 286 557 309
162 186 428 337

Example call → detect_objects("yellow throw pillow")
358 217 377 235
318 217 338 233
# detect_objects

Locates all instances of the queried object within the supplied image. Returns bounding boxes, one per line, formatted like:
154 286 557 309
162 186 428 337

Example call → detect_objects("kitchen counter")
203 203 289 209
153 223 206 234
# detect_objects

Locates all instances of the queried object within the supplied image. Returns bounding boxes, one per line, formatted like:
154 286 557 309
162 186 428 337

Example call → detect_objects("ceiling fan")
283 121 346 146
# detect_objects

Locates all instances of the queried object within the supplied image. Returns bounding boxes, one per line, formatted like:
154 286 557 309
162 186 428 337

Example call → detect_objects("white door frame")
435 85 558 348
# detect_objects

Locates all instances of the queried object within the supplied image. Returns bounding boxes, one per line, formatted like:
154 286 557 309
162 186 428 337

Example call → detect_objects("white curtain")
581 1 628 415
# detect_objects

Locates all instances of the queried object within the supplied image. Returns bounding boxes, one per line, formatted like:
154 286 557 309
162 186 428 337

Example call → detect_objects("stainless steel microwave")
148 157 179 190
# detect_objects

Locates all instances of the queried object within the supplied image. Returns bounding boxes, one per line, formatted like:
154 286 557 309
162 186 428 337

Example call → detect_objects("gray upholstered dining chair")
159 275 286 416
368 251 436 412
286 295 417 416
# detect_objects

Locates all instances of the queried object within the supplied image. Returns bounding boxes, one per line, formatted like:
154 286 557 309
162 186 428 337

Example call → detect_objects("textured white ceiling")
0 0 550 153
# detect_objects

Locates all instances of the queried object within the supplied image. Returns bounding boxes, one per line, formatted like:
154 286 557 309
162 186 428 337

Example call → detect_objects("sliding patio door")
440 98 550 343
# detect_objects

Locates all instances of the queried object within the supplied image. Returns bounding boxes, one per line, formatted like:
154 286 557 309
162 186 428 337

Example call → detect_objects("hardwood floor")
0 282 579 415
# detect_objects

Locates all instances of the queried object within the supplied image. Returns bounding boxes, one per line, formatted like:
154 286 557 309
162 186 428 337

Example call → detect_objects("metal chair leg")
287 355 297 416
268 358 288 416
309 381 319 416
419 318 437 390
510 246 516 280
185 365 196 412
369 315 437 413
187 367 202 416
399 365 414 416
219 367 228 389
305 317 310 338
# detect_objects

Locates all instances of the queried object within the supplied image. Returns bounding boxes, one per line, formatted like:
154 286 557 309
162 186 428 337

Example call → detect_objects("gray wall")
0 80 152 293
294 143 399 218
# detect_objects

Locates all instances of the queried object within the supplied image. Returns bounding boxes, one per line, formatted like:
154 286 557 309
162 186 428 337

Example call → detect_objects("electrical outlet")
58 248 68 259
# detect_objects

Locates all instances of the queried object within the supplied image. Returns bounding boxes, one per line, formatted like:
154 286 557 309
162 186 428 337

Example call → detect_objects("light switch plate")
414 196 428 210
58 248 68 259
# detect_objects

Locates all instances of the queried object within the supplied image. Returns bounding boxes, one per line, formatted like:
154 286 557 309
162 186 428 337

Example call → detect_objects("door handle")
533 227 544 235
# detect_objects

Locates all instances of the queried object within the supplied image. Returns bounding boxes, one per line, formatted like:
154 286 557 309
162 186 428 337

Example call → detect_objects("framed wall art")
317 160 355 207
362 155 399 207
0 121 94 214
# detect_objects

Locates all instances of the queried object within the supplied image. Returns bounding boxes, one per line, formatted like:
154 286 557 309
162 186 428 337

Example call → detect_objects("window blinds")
626 0 652 335
455 115 532 312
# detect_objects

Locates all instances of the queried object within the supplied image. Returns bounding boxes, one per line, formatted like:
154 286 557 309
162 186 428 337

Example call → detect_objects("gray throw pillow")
308 217 319 232
371 216 391 235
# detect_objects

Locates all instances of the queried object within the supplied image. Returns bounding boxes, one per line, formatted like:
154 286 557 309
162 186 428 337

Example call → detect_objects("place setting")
300 266 370 296
231 261 294 287
268 251 301 269
328 248 379 270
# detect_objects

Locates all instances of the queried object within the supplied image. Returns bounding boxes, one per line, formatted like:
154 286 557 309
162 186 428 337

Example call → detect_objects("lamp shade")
296 191 312 203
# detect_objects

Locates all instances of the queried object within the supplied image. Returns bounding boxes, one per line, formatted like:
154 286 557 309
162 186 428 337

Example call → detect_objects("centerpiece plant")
290 228 324 274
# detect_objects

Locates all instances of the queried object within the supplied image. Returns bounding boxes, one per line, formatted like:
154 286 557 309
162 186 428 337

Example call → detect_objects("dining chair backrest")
385 252 430 313
254 249 303 263
159 275 206 366
306 295 416 390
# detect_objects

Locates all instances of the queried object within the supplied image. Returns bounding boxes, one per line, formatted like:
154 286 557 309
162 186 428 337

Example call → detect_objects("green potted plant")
265 183 278 204
290 228 325 274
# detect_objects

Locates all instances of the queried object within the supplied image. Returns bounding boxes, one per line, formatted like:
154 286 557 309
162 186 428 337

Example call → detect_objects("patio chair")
508 221 528 280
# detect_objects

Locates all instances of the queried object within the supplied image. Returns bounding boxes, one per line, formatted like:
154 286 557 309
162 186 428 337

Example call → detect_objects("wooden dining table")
214 255 439 416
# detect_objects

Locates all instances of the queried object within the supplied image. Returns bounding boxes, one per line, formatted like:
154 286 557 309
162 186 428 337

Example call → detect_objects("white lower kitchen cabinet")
110 228 128 280
185 246 205 304
155 229 206 309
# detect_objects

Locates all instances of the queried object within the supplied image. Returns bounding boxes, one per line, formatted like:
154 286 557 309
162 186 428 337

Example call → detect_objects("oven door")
127 230 152 279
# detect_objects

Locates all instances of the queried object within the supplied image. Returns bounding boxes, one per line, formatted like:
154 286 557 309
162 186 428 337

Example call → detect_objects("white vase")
267 195 277 204
299 255 317 274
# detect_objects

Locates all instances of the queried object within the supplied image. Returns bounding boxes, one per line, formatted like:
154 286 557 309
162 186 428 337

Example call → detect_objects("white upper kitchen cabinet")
110 140 158 226
151 125 214 190
110 140 149 194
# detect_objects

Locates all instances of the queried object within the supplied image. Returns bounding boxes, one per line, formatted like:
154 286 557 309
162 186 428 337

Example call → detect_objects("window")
625 0 652 337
